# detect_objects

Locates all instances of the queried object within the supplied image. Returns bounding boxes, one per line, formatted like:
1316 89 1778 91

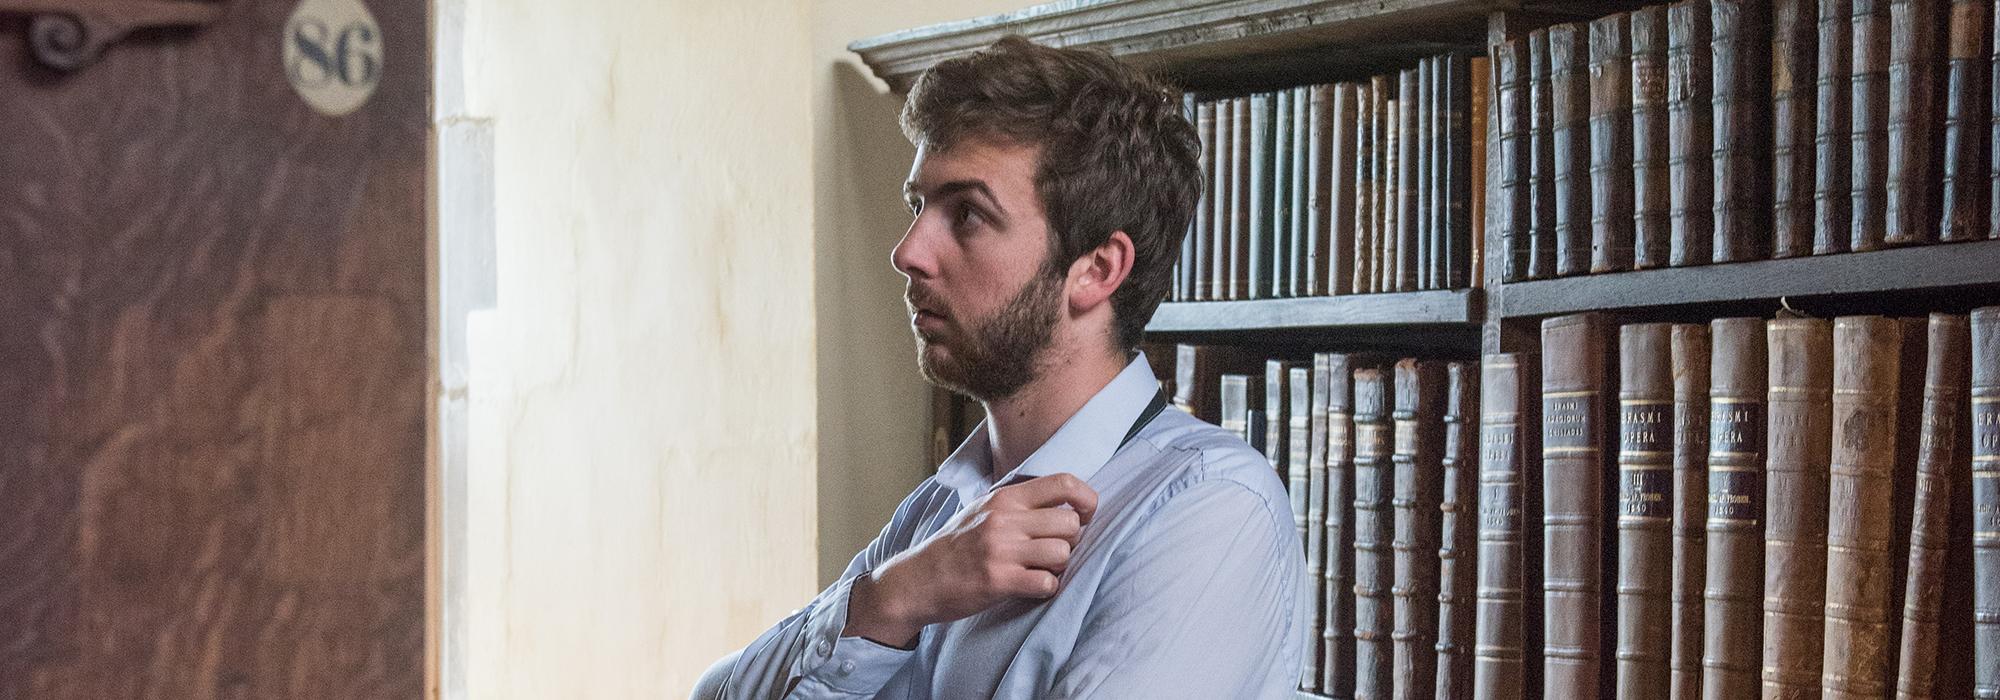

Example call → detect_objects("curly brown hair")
900 35 1201 351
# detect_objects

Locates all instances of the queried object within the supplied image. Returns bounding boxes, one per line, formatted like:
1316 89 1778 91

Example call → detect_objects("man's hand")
845 473 1099 649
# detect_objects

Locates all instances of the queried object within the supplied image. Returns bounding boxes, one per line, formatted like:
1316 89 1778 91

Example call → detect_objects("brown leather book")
1669 324 1710 700
1399 68 1421 292
1772 0 1818 258
1314 84 1352 296
1542 313 1612 698
1761 317 1835 700
1818 0 1856 255
1631 6 1671 270
1589 14 1636 274
1357 80 1378 295
1666 1 1714 268
1195 101 1216 300
1216 98 1237 299
1274 90 1295 299
1417 59 1436 292
1851 0 1891 252
1885 0 1947 246
1617 323 1675 698
1291 86 1311 297
1469 56 1489 288
1822 316 1908 699
1355 365 1397 700
1709 0 1772 264
1550 24 1592 277
1703 317 1765 700
1276 359 1305 538
1938 0 1989 242
1529 29 1558 280
1894 313 1973 699
1384 86 1401 294
1305 358 1329 690
1250 92 1275 300
1474 352 1543 700
1395 358 1445 699
1445 54 1474 290
1231 95 1254 298
1971 307 2000 700
1175 344 1256 424
1437 361 1478 700
1325 356 1359 698
1497 38 1532 283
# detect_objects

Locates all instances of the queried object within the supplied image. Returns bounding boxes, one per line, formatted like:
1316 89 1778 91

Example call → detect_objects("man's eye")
952 204 982 229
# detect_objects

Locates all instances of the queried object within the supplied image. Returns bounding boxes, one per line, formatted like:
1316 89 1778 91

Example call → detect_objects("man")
694 36 1304 699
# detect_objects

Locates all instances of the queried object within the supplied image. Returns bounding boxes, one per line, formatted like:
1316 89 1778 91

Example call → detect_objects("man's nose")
890 218 936 281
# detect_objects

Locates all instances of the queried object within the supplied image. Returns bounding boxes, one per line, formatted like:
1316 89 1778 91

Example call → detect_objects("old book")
1231 95 1254 298
1324 355 1358 698
1669 324 1711 700
1702 317 1765 700
1271 358 1299 503
1357 80 1379 294
1971 307 2000 699
1761 317 1835 699
1195 101 1216 300
1550 24 1593 277
1542 312 1612 698
1220 373 1261 443
1399 68 1421 292
1445 54 1474 289
1309 85 1339 295
1529 29 1558 279
1416 60 1435 291
1818 0 1857 255
1631 6 1672 270
1174 344 1255 424
1469 56 1489 288
1617 323 1675 698
1497 38 1531 283
1772 0 1818 258
1852 0 1891 252
1305 359 1328 690
1329 83 1359 296
1249 92 1274 300
1895 313 1973 699
1590 14 1636 274
1273 90 1293 299
1437 361 1478 700
1709 0 1772 263
1473 353 1543 700
1884 0 1947 246
1292 86 1311 296
1938 0 1990 242
1667 1 1714 267
1217 98 1238 299
1383 89 1401 293
1395 358 1445 699
1821 316 1907 698
1355 365 1397 700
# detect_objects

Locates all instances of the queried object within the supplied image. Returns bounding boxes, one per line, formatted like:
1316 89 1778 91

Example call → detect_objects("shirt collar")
932 352 1162 505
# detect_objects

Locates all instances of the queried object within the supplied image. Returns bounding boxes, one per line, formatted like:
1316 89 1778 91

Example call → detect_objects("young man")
694 36 1304 698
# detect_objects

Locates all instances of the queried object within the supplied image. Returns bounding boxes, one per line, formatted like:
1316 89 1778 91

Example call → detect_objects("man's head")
891 36 1201 401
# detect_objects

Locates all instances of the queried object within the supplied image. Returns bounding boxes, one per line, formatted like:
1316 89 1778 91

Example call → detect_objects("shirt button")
814 639 832 657
838 660 856 676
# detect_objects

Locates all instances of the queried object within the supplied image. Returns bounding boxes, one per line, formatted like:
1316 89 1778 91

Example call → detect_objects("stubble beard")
911 267 1064 402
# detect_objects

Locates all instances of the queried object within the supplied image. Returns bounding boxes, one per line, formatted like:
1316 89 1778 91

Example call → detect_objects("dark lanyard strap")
1118 384 1171 449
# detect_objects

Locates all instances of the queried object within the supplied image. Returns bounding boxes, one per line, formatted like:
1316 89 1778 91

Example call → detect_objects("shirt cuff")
790 575 915 697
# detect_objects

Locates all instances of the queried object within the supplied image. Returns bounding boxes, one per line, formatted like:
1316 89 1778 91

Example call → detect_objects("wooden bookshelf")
1147 289 1480 332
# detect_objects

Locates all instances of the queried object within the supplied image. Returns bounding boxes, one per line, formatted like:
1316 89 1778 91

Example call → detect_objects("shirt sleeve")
1044 477 1307 699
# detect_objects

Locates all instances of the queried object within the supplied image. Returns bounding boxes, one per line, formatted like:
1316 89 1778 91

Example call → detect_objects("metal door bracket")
1 0 221 72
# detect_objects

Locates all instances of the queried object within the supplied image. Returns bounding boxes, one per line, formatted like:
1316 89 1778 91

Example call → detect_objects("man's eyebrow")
903 179 1010 219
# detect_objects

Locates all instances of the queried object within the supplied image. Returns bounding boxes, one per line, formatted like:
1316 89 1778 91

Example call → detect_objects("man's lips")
913 309 948 333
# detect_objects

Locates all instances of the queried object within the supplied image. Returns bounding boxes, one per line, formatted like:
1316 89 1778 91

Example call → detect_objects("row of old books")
1491 0 2000 281
1168 52 1488 303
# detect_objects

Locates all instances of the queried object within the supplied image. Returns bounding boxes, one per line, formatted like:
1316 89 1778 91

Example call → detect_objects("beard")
909 266 1064 402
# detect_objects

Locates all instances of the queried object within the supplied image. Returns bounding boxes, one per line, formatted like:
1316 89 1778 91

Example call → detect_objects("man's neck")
981 347 1128 481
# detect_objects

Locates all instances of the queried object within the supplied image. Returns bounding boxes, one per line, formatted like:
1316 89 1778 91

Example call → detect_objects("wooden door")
0 0 429 696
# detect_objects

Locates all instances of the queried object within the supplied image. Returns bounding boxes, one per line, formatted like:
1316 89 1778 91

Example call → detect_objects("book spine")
1819 0 1857 255
1852 0 1892 252
1221 373 1251 441
1310 84 1338 295
1971 306 2000 699
1703 317 1766 700
1885 0 1948 246
1384 89 1402 293
1307 357 1331 691
1822 316 1906 699
1772 0 1819 258
1992 0 2000 241
1273 90 1293 299
1268 359 1292 488
1550 25 1593 277
1710 0 1773 263
1358 80 1379 295
1174 344 1201 418
1438 361 1478 700
1529 29 1558 279
1400 69 1422 292
1293 86 1311 295
1590 14 1636 274
1395 359 1444 699
1196 102 1216 300
1939 0 1990 241
1667 2 1715 267
1894 313 1972 699
1303 357 1327 554
1631 6 1671 270
1330 83 1358 296
1472 56 1489 288
1474 353 1542 700
1542 312 1611 698
1760 318 1835 699
1356 366 1397 700
1325 356 1358 698
1497 39 1531 282
1446 54 1474 289
1217 98 1238 299
1670 324 1711 700
1615 323 1675 697
1250 93 1274 300
1418 60 1437 291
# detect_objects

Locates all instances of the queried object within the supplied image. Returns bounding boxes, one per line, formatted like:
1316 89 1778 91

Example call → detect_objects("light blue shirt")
718 353 1306 699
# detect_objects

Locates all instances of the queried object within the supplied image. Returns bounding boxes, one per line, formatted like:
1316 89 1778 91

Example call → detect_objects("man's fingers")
1016 537 1073 572
994 474 1098 525
1013 508 1082 541
997 567 1061 599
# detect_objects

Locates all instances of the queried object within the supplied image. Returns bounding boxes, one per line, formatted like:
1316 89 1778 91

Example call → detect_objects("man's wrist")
844 567 923 650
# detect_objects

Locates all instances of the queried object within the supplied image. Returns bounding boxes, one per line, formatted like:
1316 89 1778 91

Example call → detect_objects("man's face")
893 138 1066 401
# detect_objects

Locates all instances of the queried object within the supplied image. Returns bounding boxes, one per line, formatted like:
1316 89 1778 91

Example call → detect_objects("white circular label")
282 0 383 117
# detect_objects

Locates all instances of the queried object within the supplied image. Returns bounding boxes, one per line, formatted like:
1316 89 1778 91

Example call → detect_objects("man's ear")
1067 231 1134 314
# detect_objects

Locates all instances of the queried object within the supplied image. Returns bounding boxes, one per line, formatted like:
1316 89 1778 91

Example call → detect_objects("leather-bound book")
1274 90 1295 298
1437 361 1478 700
1669 324 1711 700
1175 344 1256 423
1818 0 1856 255
1589 14 1635 274
1761 317 1834 699
1291 86 1311 296
1356 80 1378 295
1631 6 1671 270
1445 54 1474 289
1307 84 1330 295
1542 313 1612 698
1220 373 1254 442
1385 89 1402 294
1474 352 1543 700
1938 0 1989 242
1231 95 1253 298
1666 1 1714 267
1772 0 1818 258
1249 92 1274 300
1195 101 1216 300
1550 24 1592 277
1709 0 1772 263
1471 56 1488 287
1314 84 1353 296
1702 317 1765 700
1895 313 1973 699
1885 0 1947 246
1617 323 1675 698
1851 0 1891 252
1275 359 1303 530
1399 68 1422 292
1395 358 1445 699
1971 307 2000 699
1355 366 1397 700
1306 358 1329 690
1497 38 1532 282
1417 59 1436 291
1212 99 1234 298
1324 355 1359 698
1821 316 1907 699
1529 29 1558 279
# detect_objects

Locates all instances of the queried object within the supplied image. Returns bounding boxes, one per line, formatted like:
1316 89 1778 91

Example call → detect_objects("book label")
1708 469 1760 524
1481 481 1523 533
1543 391 1599 449
1621 467 1673 520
